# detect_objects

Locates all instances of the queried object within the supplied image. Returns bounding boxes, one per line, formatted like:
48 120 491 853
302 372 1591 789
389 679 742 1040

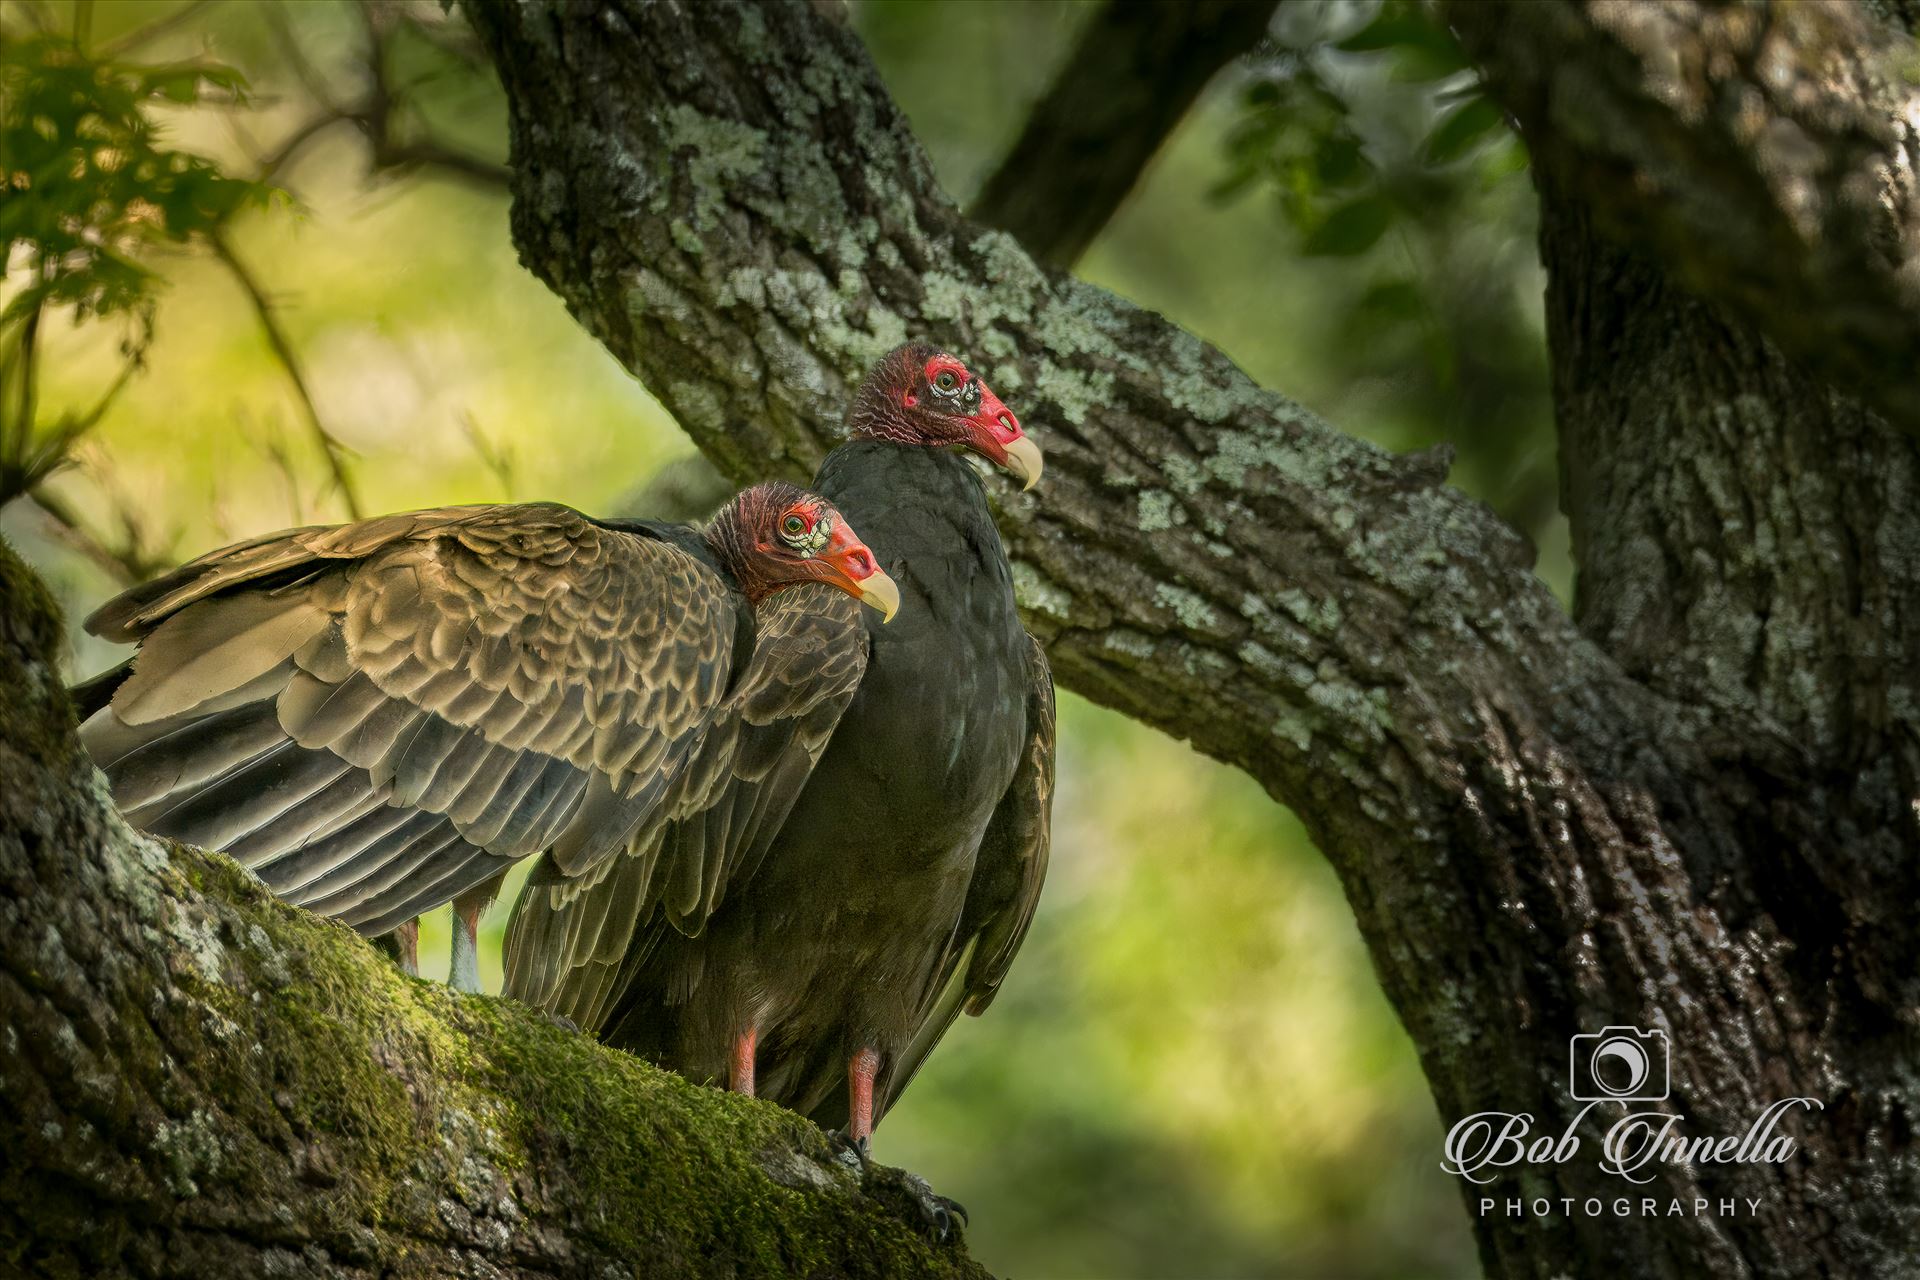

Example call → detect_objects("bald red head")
846 344 1043 489
707 482 899 620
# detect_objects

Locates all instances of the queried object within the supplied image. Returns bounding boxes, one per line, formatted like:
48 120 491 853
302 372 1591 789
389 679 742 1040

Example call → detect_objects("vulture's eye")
933 369 960 393
781 513 808 538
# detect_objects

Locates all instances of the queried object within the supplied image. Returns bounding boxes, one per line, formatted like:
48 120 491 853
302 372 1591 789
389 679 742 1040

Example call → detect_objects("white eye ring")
783 512 832 557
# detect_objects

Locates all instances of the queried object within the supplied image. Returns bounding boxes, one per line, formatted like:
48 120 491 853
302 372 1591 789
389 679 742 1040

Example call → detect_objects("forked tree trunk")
460 2 1920 1275
4 1 1918 1275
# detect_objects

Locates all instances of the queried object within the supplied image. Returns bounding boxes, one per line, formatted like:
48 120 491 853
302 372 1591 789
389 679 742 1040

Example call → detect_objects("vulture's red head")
847 343 1042 490
707 482 901 621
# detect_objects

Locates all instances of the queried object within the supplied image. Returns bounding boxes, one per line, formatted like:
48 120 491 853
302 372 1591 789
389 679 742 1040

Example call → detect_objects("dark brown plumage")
503 345 1055 1149
78 483 896 987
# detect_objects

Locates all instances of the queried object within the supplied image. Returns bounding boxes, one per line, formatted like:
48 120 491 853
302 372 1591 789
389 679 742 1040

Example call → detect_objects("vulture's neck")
812 441 1015 642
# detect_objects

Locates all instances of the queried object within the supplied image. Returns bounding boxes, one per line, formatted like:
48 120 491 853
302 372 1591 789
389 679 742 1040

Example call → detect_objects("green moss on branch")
0 539 987 1279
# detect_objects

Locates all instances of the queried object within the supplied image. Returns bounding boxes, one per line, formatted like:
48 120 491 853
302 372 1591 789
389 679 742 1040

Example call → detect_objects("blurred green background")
5 2 1568 1275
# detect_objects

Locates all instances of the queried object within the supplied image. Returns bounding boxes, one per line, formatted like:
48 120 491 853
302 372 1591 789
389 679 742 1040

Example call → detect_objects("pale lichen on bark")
6 1 1917 1275
466 3 1920 1276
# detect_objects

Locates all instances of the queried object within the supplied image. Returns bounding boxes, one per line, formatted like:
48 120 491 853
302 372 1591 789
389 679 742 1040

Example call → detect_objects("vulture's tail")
500 843 664 1031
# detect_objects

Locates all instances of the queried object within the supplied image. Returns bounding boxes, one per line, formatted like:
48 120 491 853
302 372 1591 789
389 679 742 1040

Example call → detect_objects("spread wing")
80 503 744 935
836 633 1054 1129
499 583 869 1028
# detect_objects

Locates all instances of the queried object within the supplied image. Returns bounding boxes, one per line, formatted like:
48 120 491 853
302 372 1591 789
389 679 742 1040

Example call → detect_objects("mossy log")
0 541 987 1279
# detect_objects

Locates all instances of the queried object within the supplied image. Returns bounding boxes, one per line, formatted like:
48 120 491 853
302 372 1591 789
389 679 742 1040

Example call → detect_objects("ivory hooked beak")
857 568 902 623
1002 434 1044 492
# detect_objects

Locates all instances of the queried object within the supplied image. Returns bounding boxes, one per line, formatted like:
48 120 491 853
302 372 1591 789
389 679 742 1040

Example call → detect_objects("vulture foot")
449 922 484 995
871 1165 968 1243
825 1134 967 1244
370 921 419 978
899 1173 968 1242
827 1129 871 1174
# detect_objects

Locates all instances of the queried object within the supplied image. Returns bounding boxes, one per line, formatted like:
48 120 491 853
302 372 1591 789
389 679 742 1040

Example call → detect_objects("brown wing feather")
501 583 870 1023
80 503 740 932
877 632 1055 1119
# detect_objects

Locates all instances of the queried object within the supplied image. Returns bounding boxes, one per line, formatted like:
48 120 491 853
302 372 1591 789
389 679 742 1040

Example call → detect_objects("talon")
827 1128 872 1173
897 1170 967 1242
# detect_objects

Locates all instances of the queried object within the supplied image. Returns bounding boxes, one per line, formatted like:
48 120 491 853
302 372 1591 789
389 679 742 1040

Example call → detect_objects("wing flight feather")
81 503 743 932
501 583 870 1019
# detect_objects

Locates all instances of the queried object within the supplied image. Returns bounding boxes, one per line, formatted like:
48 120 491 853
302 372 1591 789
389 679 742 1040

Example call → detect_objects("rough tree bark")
0 547 986 1276
966 0 1279 268
1442 0 1920 440
461 2 1920 1277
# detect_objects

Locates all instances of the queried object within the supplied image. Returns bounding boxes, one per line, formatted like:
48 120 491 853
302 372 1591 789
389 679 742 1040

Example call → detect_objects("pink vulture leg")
843 1045 965 1236
729 1027 757 1097
389 918 420 978
450 891 486 994
450 871 506 994
847 1046 881 1147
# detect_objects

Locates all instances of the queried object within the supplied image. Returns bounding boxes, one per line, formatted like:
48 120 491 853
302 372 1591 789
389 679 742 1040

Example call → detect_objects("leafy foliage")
1213 3 1514 252
0 26 273 503
2 34 268 321
1214 0 1556 541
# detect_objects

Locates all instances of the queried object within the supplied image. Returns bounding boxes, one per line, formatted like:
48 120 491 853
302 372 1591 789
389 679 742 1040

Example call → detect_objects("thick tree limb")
1442 0 1920 439
966 0 1278 268
465 3 1920 1275
466 0 1635 818
0 546 988 1277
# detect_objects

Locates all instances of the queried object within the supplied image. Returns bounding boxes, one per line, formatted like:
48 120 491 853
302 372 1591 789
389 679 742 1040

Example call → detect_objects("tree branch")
464 4 1915 1274
369 136 513 191
1441 0 1920 439
0 542 989 1278
466 0 1643 847
210 231 364 520
24 485 174 587
253 1 511 193
967 0 1279 267
96 0 217 58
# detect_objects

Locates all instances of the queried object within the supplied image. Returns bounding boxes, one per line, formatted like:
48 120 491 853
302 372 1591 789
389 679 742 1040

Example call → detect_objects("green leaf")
1423 96 1505 164
1313 134 1370 189
1302 194 1395 257
1334 9 1439 53
1354 279 1427 323
1207 165 1263 205
1335 3 1471 81
1 34 276 320
139 62 249 105
1387 42 1471 83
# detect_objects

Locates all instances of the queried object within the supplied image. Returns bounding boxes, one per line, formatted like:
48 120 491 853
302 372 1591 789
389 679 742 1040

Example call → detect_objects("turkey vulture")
75 482 901 976
504 343 1055 1154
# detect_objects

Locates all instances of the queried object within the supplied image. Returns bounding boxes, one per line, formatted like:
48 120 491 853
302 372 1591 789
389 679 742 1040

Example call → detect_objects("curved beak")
819 516 901 623
857 568 901 623
1001 433 1044 492
968 381 1043 491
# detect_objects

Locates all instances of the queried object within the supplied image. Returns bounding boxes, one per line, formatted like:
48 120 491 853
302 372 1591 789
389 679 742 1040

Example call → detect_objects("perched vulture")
504 344 1056 1154
75 482 900 985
